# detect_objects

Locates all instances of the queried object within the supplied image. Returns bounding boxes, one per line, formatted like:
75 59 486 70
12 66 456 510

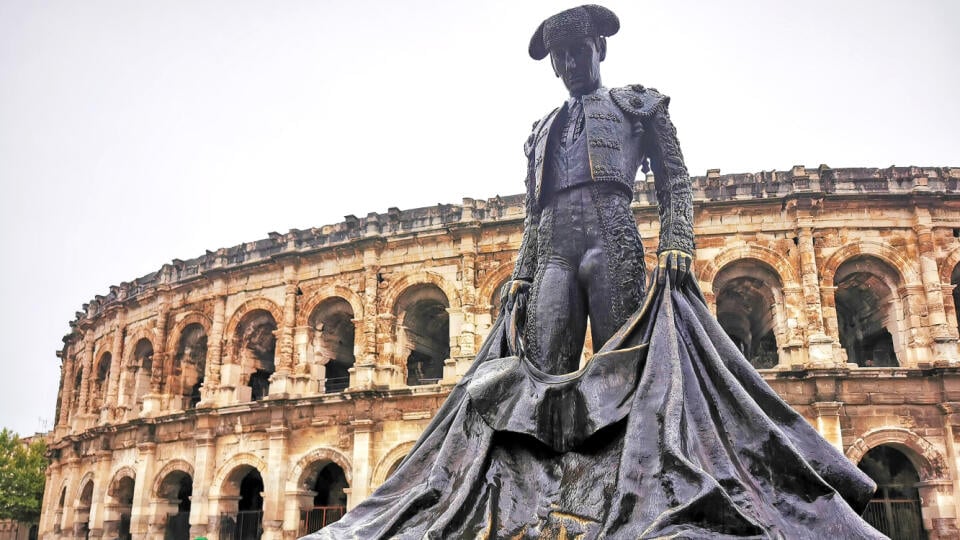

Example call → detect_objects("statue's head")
529 5 619 97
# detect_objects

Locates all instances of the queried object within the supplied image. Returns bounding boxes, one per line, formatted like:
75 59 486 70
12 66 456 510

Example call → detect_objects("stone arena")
40 165 960 540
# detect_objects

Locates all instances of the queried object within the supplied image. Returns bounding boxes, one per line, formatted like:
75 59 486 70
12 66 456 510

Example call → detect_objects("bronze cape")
300 271 884 539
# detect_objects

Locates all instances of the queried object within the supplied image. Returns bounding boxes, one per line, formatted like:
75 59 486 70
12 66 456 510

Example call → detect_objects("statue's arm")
510 120 543 284
643 97 695 258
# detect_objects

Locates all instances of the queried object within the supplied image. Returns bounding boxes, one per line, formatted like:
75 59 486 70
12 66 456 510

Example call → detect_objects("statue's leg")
581 186 647 350
525 192 589 375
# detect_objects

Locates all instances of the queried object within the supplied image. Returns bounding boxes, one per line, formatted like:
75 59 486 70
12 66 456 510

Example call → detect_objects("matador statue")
303 6 884 539
505 4 694 375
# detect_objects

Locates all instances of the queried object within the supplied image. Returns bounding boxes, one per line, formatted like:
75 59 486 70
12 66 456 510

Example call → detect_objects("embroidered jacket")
511 84 695 283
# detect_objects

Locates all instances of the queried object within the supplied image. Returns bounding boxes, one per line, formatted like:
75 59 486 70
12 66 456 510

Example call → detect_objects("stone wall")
41 165 960 539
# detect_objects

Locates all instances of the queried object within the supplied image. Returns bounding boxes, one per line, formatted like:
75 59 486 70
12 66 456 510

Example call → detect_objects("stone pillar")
915 215 960 364
262 417 289 540
61 456 80 540
89 450 113 540
104 315 126 423
143 301 169 416
127 441 156 538
74 333 97 431
354 251 383 389
798 225 838 366
58 352 77 431
270 277 298 397
202 287 227 407
903 283 934 366
348 420 374 509
189 418 217 540
811 401 844 451
939 403 960 535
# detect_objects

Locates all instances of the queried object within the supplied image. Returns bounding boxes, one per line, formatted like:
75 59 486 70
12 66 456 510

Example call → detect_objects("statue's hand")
657 250 694 289
502 279 531 315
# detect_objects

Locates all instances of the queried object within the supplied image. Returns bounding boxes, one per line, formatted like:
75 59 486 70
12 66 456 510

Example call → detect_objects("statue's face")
550 37 604 97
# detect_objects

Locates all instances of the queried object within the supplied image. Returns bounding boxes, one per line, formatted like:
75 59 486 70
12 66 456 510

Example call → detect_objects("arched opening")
91 352 111 411
235 311 277 401
219 466 264 540
385 455 405 481
53 486 66 534
395 284 450 386
73 367 84 412
104 475 134 540
174 324 207 409
489 278 511 321
157 470 193 540
74 480 94 539
298 461 349 536
714 260 783 369
835 257 902 367
308 298 356 394
858 445 926 539
125 338 155 412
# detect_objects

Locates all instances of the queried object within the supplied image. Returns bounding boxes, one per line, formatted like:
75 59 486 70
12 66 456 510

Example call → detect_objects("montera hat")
528 5 620 60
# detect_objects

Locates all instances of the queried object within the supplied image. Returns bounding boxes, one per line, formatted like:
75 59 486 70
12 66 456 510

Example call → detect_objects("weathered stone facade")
41 165 960 539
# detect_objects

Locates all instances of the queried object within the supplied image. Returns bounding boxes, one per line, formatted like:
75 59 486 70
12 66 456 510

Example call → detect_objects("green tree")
0 428 47 523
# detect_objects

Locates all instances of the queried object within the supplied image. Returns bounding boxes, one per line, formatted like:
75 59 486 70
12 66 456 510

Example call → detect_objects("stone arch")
107 466 137 493
821 240 920 288
392 283 451 386
288 447 353 490
74 471 96 506
209 453 268 499
91 350 112 411
122 327 157 366
165 311 212 353
226 299 282 401
303 296 358 393
711 257 789 369
296 285 365 328
846 427 948 482
379 272 462 312
942 245 960 337
372 441 416 487
830 254 908 367
940 245 960 285
224 297 283 341
152 459 195 498
697 244 800 294
477 263 516 312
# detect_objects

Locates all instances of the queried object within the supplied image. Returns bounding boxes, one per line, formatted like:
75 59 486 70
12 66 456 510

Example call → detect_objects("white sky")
0 0 957 435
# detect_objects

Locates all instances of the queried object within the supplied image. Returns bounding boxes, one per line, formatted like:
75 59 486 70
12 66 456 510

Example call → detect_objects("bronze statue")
506 4 693 375
302 6 884 539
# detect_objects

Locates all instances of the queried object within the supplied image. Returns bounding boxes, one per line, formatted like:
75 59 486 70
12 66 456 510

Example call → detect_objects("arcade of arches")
42 166 960 539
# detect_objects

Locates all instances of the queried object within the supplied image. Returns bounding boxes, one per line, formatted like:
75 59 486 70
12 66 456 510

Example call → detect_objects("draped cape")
301 273 884 539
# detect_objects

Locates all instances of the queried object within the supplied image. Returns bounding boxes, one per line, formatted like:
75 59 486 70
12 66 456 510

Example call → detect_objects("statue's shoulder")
610 84 670 119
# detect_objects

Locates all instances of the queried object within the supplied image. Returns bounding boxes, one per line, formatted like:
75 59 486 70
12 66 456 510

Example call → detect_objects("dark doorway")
858 445 927 539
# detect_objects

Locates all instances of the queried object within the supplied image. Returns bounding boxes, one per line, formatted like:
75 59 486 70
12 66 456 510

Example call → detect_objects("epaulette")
610 84 670 119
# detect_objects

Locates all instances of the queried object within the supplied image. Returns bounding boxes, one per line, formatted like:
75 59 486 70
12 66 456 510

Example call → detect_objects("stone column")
189 417 217 539
75 333 96 431
262 417 289 540
798 224 838 366
88 450 112 540
143 301 169 416
903 283 934 366
202 287 227 407
348 420 374 509
270 277 298 397
354 249 383 389
939 402 960 535
811 401 844 451
61 456 80 539
915 214 960 364
58 352 77 431
129 441 156 539
104 315 126 423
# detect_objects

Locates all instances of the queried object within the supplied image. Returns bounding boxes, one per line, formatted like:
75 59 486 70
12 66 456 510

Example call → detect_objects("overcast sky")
0 0 957 436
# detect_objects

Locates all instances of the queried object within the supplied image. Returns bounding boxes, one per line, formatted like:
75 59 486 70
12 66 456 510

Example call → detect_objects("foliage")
0 428 47 522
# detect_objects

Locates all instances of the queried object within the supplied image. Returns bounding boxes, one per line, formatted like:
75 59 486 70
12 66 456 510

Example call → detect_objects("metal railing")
324 377 350 394
219 510 263 540
862 499 926 540
298 506 346 536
